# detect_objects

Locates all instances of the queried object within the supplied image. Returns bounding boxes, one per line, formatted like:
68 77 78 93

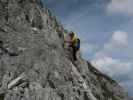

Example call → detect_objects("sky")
43 0 133 96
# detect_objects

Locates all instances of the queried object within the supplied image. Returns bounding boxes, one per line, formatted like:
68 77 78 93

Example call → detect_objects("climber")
65 32 80 61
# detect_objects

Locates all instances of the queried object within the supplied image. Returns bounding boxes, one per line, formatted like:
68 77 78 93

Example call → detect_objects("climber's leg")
73 46 77 61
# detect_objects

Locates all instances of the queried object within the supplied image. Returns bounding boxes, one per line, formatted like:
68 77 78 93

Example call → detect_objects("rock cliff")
0 0 130 100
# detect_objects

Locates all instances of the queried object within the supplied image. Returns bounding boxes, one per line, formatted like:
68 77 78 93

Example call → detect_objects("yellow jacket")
72 33 78 47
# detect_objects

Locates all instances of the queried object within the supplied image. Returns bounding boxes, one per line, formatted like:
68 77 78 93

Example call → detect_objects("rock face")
0 0 130 100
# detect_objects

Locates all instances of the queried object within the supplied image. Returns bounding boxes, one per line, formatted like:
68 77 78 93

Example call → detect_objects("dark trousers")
73 46 79 61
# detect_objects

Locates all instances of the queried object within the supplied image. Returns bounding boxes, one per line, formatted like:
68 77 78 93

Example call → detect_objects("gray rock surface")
0 0 131 100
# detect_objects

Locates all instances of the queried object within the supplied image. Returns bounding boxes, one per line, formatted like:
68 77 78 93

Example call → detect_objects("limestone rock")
0 0 131 100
